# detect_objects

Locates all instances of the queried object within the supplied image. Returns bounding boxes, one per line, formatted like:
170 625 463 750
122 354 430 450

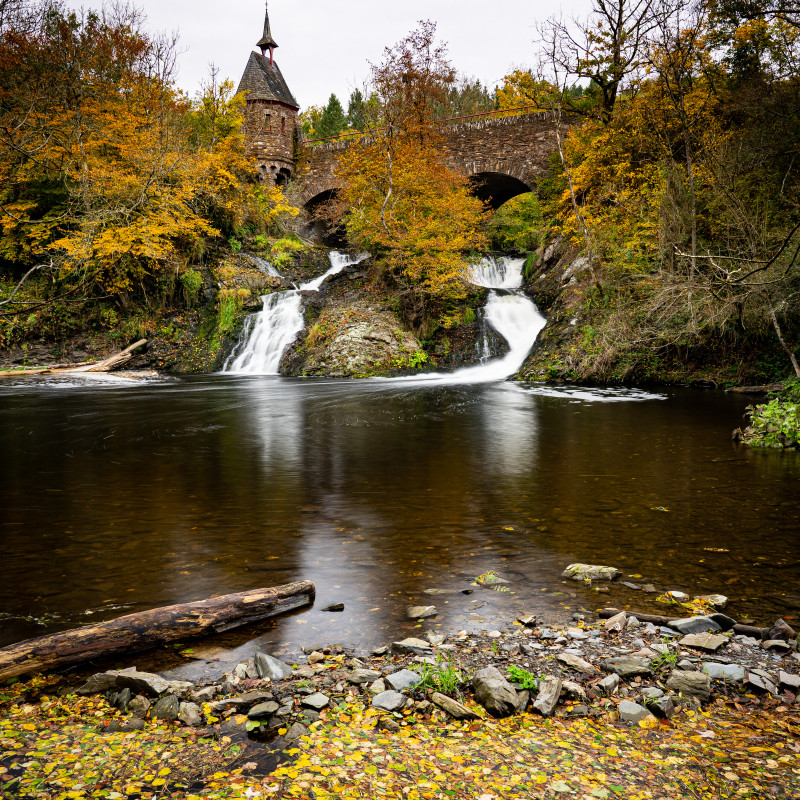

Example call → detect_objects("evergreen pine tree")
317 94 346 139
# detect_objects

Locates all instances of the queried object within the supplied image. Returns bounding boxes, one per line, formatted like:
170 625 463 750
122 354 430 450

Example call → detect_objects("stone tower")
237 2 300 186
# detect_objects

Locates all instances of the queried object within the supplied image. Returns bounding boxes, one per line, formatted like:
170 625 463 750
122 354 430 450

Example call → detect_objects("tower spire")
257 1 279 66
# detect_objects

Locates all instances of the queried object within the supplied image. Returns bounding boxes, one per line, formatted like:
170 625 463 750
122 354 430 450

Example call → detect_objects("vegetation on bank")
735 379 800 447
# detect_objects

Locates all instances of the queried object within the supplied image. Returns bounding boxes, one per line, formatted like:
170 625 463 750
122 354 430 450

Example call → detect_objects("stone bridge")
295 110 564 215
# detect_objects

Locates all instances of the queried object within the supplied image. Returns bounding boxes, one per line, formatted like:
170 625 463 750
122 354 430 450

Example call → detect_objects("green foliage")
317 93 347 139
179 269 203 306
738 381 800 448
488 193 549 252
507 665 539 690
347 89 367 131
418 653 465 697
270 237 307 268
650 650 679 671
391 349 429 370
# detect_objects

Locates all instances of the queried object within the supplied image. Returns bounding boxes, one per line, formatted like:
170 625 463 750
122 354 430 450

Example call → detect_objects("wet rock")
349 669 382 685
371 645 389 656
679 633 729 652
248 701 280 719
128 695 150 719
77 667 171 697
601 657 652 678
472 666 518 718
665 591 689 602
533 676 562 718
621 582 641 590
431 692 479 720
372 690 407 712
642 584 658 593
666 670 711 702
646 695 675 719
476 572 511 588
769 618 797 642
322 603 344 612
392 638 433 657
604 611 627 634
562 564 620 582
703 662 746 682
557 653 597 673
209 691 272 712
152 694 180 721
695 594 728 609
385 669 422 692
598 674 620 695
618 701 654 724
254 653 293 680
178 702 202 727
285 722 307 740
301 693 330 710
406 606 437 620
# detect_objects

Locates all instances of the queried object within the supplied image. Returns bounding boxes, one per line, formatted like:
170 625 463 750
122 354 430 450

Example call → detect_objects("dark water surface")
1 374 798 676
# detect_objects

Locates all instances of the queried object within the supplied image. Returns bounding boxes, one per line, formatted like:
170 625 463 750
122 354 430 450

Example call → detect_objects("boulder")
604 611 627 634
301 693 330 710
248 701 280 719
128 695 150 719
285 722 307 740
601 657 652 678
562 681 587 702
178 702 202 727
679 633 729 652
254 653 293 680
557 653 597 674
668 617 721 635
779 671 800 692
406 606 437 620
385 669 422 692
646 695 675 719
472 666 519 718
598 674 620 695
666 670 712 702
372 690 407 712
532 676 562 718
769 618 797 642
562 564 620 582
348 669 382 685
703 662 746 682
431 692 479 720
152 694 180 721
618 701 655 724
77 667 171 697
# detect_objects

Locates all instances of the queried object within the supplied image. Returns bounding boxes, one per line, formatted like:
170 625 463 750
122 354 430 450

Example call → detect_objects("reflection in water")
0 376 798 665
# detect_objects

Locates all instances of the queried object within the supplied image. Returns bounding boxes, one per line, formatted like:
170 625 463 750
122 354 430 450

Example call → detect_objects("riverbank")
3 598 799 799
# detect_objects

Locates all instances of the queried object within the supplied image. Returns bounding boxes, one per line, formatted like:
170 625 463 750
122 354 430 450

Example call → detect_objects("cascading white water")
245 254 282 277
223 251 368 375
469 255 525 290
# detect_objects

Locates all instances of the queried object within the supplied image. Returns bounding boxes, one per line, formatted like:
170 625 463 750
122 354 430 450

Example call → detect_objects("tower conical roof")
256 2 278 50
237 51 299 108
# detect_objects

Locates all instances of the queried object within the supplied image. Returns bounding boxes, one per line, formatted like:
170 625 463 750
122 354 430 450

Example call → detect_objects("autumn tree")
335 21 486 328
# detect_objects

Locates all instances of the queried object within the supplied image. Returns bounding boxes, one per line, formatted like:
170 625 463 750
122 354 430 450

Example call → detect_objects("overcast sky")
67 0 588 109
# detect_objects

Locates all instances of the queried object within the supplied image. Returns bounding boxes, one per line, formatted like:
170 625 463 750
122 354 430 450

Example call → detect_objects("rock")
567 628 588 640
562 681 587 702
108 688 131 712
426 633 446 646
254 653 293 680
517 614 537 627
292 665 316 679
666 670 712 702
369 679 386 695
406 606 437 620
377 717 400 732
565 704 589 718
779 671 800 692
695 594 728 609
178 702 202 727
476 572 511 587
679 633 729 652
128 695 150 719
307 651 326 665
641 687 664 699
642 584 658 593
665 591 689 602
557 653 597 673
763 639 793 653
646 695 675 719
209 691 272 711
668 616 722 634
769 618 797 641
349 669 382 685
120 718 146 731
190 686 219 704
285 722 307 740
301 693 330 710
621 582 641 590
152 694 180 721
233 663 248 680
598 674 620 696
431 692 479 720
248 701 280 719
371 646 389 656
515 690 531 714
601 657 652 678
322 603 344 612
77 667 171 697
746 673 778 695
532 676 562 718
626 617 642 629
618 701 655 724
677 659 698 671
703 662 746 682
472 667 519 718
392 638 433 656
604 611 627 634
385 669 422 692
372 690 407 712
562 563 620 582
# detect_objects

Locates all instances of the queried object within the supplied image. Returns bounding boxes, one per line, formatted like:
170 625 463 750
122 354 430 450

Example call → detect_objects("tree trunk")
597 607 767 639
0 581 315 681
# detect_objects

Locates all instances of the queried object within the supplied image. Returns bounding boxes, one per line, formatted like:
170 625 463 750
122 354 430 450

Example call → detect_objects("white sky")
66 0 589 109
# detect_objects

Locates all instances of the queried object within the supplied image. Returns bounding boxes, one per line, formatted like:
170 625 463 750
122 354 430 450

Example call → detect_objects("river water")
1 373 799 676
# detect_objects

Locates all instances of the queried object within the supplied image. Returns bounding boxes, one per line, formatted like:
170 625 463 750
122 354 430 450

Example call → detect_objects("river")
1 373 798 677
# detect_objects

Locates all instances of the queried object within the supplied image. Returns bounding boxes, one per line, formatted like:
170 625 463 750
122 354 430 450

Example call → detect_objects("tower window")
265 113 272 131
281 117 285 133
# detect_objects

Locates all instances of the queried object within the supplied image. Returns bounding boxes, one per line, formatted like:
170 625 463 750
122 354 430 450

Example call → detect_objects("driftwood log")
0 581 315 681
598 607 768 639
0 339 147 378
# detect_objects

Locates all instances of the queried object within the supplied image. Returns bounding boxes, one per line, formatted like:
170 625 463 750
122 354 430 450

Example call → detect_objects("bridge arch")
302 187 346 246
468 171 533 211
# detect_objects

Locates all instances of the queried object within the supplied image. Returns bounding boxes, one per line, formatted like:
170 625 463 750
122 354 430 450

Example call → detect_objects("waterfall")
223 251 368 375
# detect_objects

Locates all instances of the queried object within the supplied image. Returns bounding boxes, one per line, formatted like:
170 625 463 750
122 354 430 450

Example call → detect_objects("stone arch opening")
303 188 347 247
469 172 532 211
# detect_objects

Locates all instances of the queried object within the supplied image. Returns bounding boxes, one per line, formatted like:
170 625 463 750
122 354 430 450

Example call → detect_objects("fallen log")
68 339 147 372
598 607 767 639
0 581 315 681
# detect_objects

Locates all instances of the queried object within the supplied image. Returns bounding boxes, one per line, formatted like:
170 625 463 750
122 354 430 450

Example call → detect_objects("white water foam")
522 385 667 402
245 254 282 277
223 251 368 375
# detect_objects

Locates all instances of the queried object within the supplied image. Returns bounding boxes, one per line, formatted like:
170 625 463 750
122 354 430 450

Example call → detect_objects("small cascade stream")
223 251 368 375
225 252 545 381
